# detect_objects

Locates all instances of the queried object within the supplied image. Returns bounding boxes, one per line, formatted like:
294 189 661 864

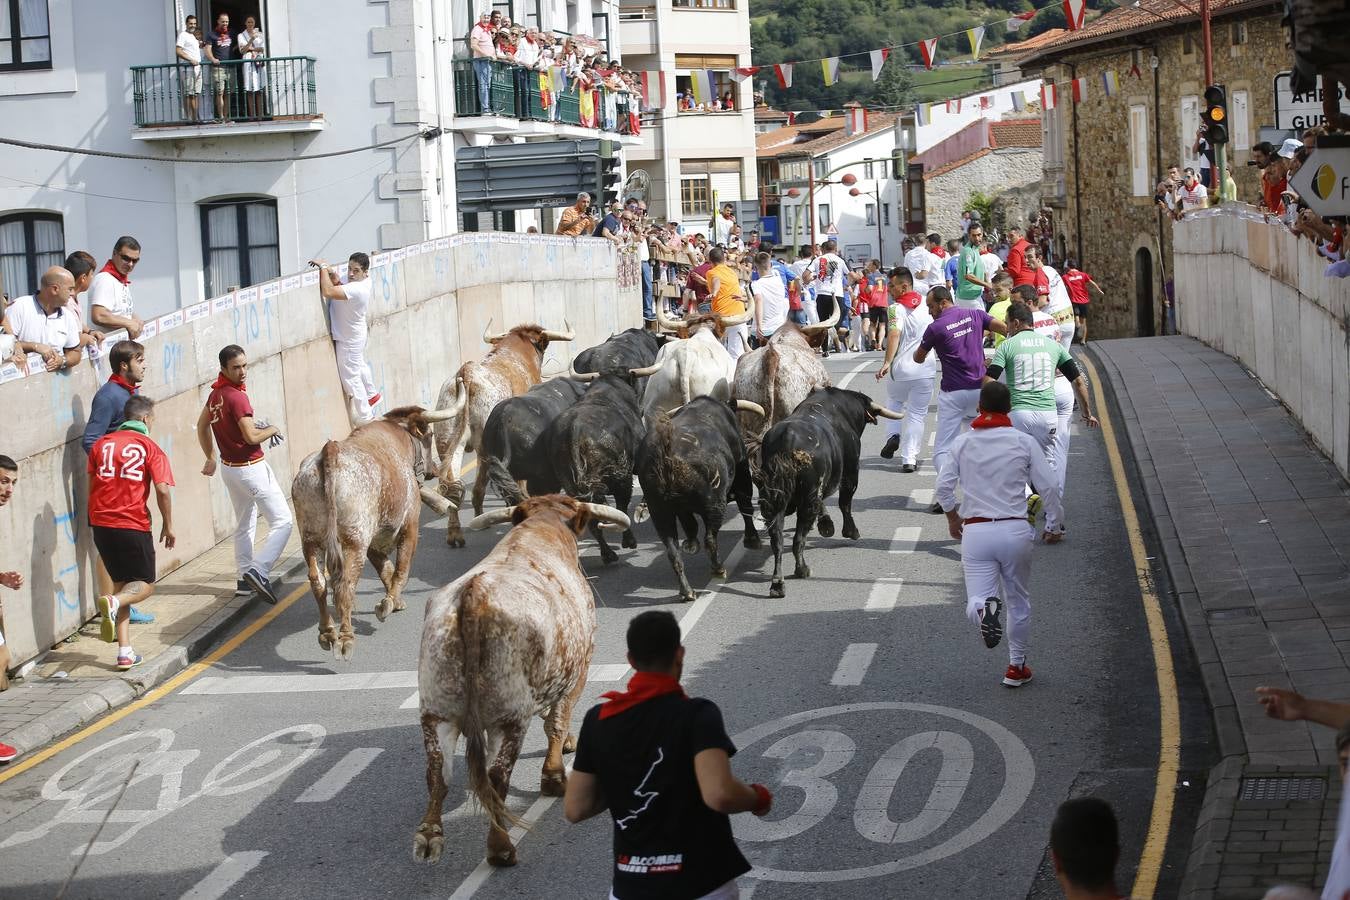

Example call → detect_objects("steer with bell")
759 387 904 598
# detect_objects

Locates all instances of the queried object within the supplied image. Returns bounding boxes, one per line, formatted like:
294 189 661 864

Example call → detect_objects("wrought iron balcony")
130 57 322 137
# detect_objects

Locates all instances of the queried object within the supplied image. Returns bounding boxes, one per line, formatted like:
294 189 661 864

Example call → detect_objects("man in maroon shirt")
195 345 292 604
1004 225 1033 288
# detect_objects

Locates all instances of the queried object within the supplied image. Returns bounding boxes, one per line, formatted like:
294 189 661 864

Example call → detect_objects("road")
0 352 1200 899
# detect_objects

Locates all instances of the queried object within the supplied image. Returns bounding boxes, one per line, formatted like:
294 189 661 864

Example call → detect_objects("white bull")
631 299 754 418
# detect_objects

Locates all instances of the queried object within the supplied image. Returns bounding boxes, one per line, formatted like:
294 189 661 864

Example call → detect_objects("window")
591 12 609 56
1182 32 1194 55
1179 95 1200 171
1129 104 1150 197
813 157 830 180
780 159 809 183
672 0 736 8
0 0 50 70
0 212 63 300
674 54 737 111
199 198 280 297
865 204 877 226
680 159 741 218
818 203 830 231
1232 89 1250 150
864 159 875 179
882 203 891 226
454 0 540 57
1231 22 1247 45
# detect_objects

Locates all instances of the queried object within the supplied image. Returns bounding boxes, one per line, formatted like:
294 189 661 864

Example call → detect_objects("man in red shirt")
88 395 176 671
1004 225 1033 287
196 344 292 605
1061 260 1104 345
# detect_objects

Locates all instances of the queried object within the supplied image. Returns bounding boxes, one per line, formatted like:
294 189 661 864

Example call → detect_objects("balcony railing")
452 59 640 135
672 0 737 8
130 57 319 128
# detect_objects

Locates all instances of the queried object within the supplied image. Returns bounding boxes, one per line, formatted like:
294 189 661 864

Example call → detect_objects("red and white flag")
945 97 962 113
774 63 793 89
1071 76 1088 102
869 48 890 81
1063 0 1086 30
1005 10 1036 31
918 38 939 70
640 71 665 109
979 94 992 109
729 66 760 83
786 111 797 125
1041 83 1057 110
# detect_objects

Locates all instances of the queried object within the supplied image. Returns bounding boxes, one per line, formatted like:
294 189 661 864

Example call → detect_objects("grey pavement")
1092 335 1350 899
0 352 1187 899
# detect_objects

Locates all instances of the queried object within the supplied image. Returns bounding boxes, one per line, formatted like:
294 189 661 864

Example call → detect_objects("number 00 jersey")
87 428 175 532
988 330 1072 412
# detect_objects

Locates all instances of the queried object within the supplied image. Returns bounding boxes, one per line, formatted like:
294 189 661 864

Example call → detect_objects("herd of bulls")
288 305 904 868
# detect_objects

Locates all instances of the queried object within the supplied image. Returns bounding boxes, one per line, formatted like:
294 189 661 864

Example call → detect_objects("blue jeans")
641 261 654 321
472 58 492 113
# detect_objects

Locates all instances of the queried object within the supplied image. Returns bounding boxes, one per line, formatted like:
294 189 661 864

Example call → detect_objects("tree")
869 59 914 108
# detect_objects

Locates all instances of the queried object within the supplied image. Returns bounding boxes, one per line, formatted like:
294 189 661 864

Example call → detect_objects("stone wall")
1174 205 1350 478
1046 7 1286 339
925 147 1044 241
0 234 642 668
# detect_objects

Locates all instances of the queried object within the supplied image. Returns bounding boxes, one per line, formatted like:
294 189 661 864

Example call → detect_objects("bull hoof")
563 733 577 754
742 532 763 550
540 771 567 797
769 580 786 599
711 567 727 579
375 597 393 623
317 628 336 651
842 523 860 541
600 549 619 565
791 564 811 579
621 532 638 550
817 516 835 537
446 529 466 549
680 539 699 555
334 635 355 661
679 590 697 603
393 597 407 613
486 845 518 868
413 824 444 863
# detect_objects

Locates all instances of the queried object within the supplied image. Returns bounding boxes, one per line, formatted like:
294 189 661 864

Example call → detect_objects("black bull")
478 377 588 506
570 328 665 393
758 386 902 598
635 397 761 603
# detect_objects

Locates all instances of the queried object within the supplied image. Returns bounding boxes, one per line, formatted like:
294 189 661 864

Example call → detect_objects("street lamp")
849 184 884 266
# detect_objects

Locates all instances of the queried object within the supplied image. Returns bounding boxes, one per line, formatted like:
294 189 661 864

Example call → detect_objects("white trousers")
885 374 935 464
1009 409 1057 471
803 292 820 325
336 340 377 425
934 387 980 479
722 323 748 361
220 460 294 580
1057 318 1075 351
962 520 1034 665
1054 377 1074 495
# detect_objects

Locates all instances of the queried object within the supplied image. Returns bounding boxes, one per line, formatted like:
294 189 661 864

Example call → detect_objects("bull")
759 387 904 598
478 377 588 507
569 326 665 390
412 495 630 868
629 300 754 418
543 373 644 564
292 404 462 660
635 397 766 602
433 320 575 548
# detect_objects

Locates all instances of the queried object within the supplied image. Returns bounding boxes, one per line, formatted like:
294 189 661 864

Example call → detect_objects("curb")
5 555 307 757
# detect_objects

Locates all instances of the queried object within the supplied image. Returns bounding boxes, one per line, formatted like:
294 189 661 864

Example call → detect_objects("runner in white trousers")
313 252 378 425
875 266 936 473
936 381 1063 687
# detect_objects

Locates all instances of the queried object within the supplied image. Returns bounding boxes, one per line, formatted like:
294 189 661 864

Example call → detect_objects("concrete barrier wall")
0 233 641 667
1174 204 1350 479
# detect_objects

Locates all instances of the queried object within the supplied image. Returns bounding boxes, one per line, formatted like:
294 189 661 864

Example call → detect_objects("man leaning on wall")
0 455 21 762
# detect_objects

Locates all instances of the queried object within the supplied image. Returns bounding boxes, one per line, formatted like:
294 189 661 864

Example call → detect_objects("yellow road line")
0 459 479 787
1082 355 1181 899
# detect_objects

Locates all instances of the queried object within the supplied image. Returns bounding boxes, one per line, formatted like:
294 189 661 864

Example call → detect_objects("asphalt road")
0 351 1202 899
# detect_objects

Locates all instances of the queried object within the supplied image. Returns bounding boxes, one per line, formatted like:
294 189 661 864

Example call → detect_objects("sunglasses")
119 254 140 265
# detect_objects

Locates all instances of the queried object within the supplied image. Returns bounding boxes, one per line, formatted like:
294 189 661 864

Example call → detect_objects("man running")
88 395 176 671
936 381 1062 687
1027 246 1075 350
196 344 293 604
565 610 772 899
814 240 848 357
876 267 935 473
313 252 379 424
913 286 1006 512
1061 260 1103 345
954 225 992 310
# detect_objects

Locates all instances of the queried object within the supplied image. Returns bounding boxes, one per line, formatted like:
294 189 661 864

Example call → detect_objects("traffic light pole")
1200 0 1217 190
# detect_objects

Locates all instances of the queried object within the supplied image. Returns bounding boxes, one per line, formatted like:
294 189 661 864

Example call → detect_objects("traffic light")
1202 84 1228 145
598 139 622 207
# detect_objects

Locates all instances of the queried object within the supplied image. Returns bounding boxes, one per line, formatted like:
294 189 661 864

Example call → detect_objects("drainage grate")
1207 607 1259 622
1238 777 1326 802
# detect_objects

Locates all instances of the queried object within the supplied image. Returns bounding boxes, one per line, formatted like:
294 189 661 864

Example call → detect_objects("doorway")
1134 247 1155 337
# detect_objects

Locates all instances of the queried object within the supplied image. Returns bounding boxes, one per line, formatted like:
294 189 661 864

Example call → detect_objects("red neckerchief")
212 374 245 393
972 412 1013 429
108 373 140 394
99 260 130 285
598 672 685 720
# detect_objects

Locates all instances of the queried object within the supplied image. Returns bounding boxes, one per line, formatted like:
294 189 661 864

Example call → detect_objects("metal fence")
130 56 318 127
451 59 637 133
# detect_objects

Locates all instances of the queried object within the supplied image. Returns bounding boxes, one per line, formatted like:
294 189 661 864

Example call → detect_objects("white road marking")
398 663 630 711
864 578 904 611
179 851 268 900
295 748 383 803
888 526 921 553
830 644 878 686
909 488 934 507
835 358 877 390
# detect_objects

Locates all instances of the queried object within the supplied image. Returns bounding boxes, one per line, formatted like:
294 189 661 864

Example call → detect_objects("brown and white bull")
629 299 754 419
731 301 840 476
292 404 462 660
412 494 630 868
433 320 575 547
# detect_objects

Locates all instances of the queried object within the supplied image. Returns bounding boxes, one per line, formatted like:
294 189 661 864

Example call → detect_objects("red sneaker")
1002 663 1033 688
368 393 382 407
0 740 18 763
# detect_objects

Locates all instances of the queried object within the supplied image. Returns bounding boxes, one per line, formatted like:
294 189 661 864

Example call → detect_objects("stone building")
1015 0 1287 338
910 118 1044 240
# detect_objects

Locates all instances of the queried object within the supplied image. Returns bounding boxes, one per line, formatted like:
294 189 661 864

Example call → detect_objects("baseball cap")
1278 138 1304 159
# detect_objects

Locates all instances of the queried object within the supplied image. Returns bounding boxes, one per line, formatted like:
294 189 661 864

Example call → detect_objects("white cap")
1278 138 1304 159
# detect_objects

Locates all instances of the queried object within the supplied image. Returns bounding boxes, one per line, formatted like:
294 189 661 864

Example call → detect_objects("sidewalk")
1092 336 1350 900
0 532 304 756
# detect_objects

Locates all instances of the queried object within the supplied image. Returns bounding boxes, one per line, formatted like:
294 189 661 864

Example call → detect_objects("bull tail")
434 374 469 474
318 440 343 576
760 447 813 522
570 432 601 499
645 414 693 498
458 584 525 833
480 416 523 507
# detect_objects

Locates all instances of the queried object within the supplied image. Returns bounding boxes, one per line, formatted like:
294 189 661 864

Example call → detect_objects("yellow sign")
1312 162 1337 201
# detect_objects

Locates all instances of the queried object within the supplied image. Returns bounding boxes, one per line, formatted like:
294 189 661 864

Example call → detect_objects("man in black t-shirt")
565 611 772 899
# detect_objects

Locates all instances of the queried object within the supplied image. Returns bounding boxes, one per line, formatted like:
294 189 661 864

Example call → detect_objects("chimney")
844 102 868 136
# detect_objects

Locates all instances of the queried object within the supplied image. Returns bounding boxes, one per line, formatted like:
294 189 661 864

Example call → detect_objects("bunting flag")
787 111 797 124
1041 83 1057 110
1129 62 1143 79
915 102 929 126
774 63 793 89
822 56 840 86
1011 90 1026 112
918 38 939 70
1005 10 1036 31
945 97 962 113
869 48 890 81
640 71 665 109
1063 0 1086 30
690 69 713 105
730 66 760 83
1071 76 1087 102
1102 69 1120 97
979 94 992 109
966 25 986 60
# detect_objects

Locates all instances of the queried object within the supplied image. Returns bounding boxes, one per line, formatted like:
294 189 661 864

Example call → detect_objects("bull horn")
655 301 686 333
870 402 905 420
580 502 631 530
735 400 766 417
567 361 600 382
629 362 664 377
483 318 510 344
421 389 467 422
718 291 756 328
541 319 575 342
419 487 456 515
467 507 516 530
801 297 841 334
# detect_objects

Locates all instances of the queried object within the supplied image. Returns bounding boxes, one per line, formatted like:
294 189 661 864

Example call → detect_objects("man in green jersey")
955 223 994 310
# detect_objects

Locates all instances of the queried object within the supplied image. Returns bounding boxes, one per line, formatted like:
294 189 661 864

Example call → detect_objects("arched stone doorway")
1135 247 1156 337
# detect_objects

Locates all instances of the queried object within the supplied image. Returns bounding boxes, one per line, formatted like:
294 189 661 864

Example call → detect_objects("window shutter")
1129 104 1149 197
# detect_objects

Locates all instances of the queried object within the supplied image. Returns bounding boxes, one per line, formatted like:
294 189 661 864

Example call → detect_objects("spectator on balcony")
90 237 144 339
237 17 266 120
62 251 106 354
208 13 237 121
721 91 735 111
494 28 516 61
556 192 595 237
175 14 204 122
469 12 496 114
514 27 541 68
2 267 82 373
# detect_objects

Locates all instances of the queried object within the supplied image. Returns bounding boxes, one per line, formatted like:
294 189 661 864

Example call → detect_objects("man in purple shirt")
914 286 1007 512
